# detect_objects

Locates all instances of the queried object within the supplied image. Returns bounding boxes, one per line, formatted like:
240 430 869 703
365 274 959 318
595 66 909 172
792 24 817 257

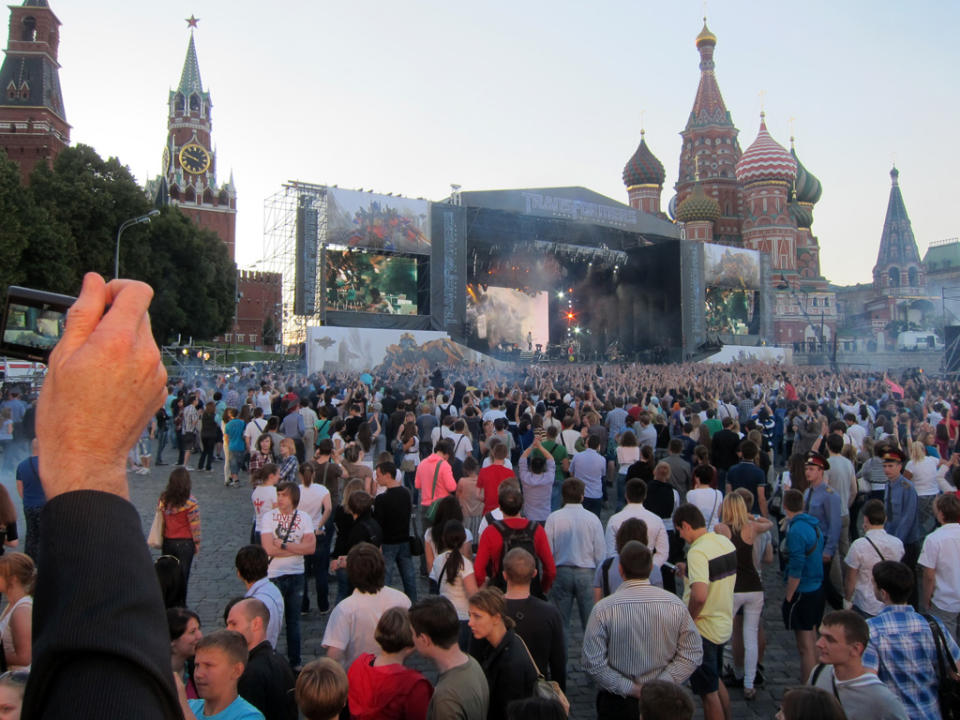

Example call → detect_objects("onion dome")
676 182 720 223
791 140 822 204
696 18 717 48
623 130 666 187
667 194 678 220
735 114 797 185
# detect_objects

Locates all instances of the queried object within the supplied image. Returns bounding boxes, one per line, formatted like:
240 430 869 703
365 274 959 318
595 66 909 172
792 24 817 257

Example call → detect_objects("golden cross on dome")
789 116 796 148
640 109 646 135
758 90 767 114
186 15 200 29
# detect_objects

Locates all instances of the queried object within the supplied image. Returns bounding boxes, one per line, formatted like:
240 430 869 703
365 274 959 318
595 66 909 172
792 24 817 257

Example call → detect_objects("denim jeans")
302 529 331 612
382 541 418 602
155 427 169 463
550 566 595 630
616 472 627 512
271 573 305 668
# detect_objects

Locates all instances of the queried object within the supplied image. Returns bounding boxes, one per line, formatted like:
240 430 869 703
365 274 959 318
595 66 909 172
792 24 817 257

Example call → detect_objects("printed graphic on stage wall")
465 285 549 351
326 189 431 254
703 244 761 289
325 252 419 315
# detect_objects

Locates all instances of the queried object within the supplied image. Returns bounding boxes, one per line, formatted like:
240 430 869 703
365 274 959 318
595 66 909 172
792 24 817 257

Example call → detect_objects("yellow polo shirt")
682 531 737 644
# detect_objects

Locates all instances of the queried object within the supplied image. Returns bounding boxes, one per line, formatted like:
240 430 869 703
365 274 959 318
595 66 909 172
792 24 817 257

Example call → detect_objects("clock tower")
155 21 237 259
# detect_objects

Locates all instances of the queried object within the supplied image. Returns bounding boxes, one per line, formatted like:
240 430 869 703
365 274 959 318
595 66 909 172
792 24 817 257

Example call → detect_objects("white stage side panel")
306 326 451 373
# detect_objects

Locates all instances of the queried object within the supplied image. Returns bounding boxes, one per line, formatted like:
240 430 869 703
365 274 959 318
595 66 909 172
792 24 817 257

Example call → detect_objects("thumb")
54 273 107 359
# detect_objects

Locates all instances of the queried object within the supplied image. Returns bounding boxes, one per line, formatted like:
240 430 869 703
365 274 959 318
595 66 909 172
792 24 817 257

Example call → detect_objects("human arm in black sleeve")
22 491 181 720
547 607 567 691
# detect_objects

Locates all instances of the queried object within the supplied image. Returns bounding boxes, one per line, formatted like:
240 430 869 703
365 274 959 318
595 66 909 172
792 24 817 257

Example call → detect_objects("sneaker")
230 480 240 488
136 467 150 475
184 466 196 471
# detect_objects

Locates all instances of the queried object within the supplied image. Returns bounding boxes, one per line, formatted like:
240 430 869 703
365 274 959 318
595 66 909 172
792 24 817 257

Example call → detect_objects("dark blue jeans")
382 541 418 602
302 527 332 612
271 573 305 668
155 427 169 463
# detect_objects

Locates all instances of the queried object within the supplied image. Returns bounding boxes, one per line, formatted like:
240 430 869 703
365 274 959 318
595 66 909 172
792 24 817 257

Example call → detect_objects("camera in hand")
1 286 76 363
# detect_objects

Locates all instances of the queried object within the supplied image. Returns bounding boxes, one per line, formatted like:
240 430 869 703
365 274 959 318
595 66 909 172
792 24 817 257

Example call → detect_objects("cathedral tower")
675 20 742 244
872 166 923 297
0 0 69 181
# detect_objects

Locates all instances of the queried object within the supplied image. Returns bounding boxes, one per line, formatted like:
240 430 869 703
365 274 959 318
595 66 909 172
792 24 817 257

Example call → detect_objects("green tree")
8 144 235 344
0 150 28 297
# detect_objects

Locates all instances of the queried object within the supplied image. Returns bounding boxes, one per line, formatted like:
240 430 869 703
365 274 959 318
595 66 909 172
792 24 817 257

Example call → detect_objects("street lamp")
114 210 160 279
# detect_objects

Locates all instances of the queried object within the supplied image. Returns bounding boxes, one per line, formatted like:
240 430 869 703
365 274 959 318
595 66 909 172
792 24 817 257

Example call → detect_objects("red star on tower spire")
186 15 200 29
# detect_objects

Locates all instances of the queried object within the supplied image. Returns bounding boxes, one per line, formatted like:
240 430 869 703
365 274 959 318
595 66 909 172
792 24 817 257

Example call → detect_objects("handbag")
147 507 165 549
408 489 425 556
923 614 960 720
515 633 569 716
400 458 416 473
424 462 443 523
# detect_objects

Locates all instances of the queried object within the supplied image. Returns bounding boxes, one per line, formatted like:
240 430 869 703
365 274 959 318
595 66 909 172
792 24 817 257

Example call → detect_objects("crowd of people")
4 275 960 719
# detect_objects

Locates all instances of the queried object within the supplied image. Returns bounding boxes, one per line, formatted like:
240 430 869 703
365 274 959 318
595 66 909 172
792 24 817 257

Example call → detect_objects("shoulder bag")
923 614 960 720
515 633 569 715
147 505 165 549
424 462 443 523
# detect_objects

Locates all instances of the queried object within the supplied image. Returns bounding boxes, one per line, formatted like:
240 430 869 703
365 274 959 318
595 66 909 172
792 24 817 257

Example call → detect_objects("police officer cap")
804 451 830 471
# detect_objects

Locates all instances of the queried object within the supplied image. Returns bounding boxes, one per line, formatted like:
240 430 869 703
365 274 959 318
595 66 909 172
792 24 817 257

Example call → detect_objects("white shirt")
846 423 866 452
298 483 330 531
255 391 273 415
321 586 412 666
604 503 669 567
430 552 475 620
451 432 473 462
262 509 314 577
244 418 268 449
905 456 941 496
686 487 724 531
845 528 905 616
251 486 277 529
918 522 960 613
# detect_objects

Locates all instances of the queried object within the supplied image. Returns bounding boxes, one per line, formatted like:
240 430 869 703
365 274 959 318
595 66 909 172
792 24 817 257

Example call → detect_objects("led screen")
325 252 419 315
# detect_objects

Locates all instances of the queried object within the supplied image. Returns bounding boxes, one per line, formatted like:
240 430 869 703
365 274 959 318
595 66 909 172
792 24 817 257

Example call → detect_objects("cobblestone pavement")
127 462 802 719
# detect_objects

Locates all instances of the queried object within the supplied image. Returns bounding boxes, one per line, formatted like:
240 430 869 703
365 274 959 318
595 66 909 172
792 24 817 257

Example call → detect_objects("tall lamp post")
114 210 160 279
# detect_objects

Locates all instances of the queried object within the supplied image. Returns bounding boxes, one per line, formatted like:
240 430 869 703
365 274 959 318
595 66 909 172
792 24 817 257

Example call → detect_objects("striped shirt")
583 579 703 696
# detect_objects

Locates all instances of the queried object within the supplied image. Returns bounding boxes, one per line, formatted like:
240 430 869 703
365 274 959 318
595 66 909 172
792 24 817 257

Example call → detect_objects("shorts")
229 453 241 475
782 587 825 631
690 637 725 696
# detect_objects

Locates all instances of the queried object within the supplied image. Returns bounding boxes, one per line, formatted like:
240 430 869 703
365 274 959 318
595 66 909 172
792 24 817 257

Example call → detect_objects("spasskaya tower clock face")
179 143 211 174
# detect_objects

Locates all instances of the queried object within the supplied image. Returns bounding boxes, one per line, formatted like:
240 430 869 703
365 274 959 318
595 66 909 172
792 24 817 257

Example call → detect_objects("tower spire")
178 32 204 96
873 166 922 294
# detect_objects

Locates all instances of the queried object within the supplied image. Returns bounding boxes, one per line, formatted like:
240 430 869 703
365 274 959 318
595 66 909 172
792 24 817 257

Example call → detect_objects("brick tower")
0 0 69 181
153 23 237 259
674 20 742 245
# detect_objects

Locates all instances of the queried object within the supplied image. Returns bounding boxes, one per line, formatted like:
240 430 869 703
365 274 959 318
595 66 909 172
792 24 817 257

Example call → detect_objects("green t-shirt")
537 440 568 483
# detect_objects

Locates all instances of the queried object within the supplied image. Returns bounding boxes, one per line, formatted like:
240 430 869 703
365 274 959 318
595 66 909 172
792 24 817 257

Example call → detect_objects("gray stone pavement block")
129 464 803 719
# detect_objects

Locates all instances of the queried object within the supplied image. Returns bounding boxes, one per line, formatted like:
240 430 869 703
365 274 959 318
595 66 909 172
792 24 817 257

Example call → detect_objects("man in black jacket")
227 598 298 720
24 274 180 719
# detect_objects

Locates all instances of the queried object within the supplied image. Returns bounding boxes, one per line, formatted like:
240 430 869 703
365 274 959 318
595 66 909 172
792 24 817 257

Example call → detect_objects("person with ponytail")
429 520 478 650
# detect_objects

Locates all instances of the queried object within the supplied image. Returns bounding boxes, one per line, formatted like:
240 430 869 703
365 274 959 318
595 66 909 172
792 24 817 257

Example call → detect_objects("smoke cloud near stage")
466 284 549 351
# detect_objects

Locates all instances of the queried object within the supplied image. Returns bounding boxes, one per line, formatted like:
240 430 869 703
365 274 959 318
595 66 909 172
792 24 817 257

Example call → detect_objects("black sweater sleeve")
22 491 181 720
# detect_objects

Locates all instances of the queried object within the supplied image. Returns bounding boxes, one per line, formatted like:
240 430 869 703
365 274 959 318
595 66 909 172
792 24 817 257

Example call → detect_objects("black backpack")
486 513 544 598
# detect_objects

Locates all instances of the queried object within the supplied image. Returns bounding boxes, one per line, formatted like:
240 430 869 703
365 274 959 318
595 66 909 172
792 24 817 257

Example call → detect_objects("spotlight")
574 327 581 334
557 292 564 299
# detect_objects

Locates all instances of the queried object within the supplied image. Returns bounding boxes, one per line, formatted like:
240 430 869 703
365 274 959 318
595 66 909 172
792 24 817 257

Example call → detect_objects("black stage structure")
296 184 771 362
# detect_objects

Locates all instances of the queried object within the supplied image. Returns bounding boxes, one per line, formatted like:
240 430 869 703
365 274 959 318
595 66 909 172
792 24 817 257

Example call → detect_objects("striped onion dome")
791 143 822 204
623 131 666 187
735 114 797 185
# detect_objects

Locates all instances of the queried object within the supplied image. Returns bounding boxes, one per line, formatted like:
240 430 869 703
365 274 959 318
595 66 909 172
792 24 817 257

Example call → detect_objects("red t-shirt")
477 464 516 514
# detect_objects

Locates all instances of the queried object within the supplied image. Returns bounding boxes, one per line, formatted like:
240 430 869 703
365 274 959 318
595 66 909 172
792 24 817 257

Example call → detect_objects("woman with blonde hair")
468 587 537 720
0 553 35 670
903 439 942 534
714 493 772 699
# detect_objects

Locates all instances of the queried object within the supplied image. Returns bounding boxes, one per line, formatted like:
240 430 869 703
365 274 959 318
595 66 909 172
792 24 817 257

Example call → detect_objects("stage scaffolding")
262 181 329 347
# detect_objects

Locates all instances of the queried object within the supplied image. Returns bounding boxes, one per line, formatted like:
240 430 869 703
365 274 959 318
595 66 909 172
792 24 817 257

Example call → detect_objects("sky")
46 0 959 287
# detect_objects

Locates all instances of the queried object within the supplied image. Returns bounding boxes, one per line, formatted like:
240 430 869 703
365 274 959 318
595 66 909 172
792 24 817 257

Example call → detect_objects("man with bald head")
226 598 298 720
502 548 566 690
